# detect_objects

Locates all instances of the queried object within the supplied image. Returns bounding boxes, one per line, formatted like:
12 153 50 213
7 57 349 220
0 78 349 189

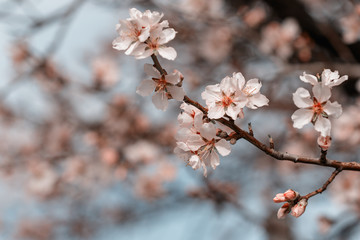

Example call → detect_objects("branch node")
248 123 253 136
268 134 274 149
320 149 327 164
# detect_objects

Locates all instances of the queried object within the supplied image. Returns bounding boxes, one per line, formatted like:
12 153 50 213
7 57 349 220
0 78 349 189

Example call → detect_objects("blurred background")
0 0 360 239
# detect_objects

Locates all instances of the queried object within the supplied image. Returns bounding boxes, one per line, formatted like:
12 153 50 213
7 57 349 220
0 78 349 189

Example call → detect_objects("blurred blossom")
28 162 59 198
135 174 165 201
199 26 232 63
260 18 300 59
243 6 267 28
100 147 119 166
318 216 335 235
124 140 161 164
331 172 360 211
10 42 30 67
180 0 224 19
62 157 86 182
92 57 119 88
340 5 360 44
17 220 53 240
333 105 360 146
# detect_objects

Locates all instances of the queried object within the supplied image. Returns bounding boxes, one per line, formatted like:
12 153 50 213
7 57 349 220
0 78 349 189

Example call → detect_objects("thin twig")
303 168 342 200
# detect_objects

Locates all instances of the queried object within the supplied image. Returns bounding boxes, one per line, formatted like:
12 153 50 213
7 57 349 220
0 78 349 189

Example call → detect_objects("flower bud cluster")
273 189 308 219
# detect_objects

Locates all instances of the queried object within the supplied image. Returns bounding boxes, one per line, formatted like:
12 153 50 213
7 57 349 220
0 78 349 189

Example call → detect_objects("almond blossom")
237 73 269 109
136 64 185 110
201 72 268 120
112 8 177 60
291 84 342 136
300 69 348 88
175 108 231 176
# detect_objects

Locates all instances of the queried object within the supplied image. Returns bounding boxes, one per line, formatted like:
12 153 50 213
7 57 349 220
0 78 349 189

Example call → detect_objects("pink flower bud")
283 189 299 201
273 193 286 203
291 198 308 218
277 202 291 219
317 135 331 150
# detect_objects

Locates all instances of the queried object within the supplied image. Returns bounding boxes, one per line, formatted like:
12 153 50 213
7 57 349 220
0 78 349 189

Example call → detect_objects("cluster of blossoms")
113 8 351 219
201 72 269 120
174 103 231 176
273 189 308 219
112 8 177 60
291 69 348 150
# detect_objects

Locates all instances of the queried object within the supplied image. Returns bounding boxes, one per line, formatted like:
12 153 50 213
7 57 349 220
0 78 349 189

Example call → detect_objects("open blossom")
300 69 348 88
201 72 268 120
112 8 177 60
178 102 203 129
175 108 231 176
136 64 185 110
291 85 342 136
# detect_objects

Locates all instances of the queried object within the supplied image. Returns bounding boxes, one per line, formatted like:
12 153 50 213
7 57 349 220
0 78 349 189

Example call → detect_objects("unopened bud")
277 202 291 219
273 193 286 203
291 198 308 218
317 135 331 151
283 189 299 201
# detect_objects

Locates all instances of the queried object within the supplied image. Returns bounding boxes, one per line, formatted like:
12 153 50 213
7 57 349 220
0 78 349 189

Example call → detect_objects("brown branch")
151 55 360 172
302 168 342 200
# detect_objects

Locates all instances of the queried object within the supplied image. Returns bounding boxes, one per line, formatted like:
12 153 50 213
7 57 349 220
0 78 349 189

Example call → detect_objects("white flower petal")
165 72 180 85
167 85 185 101
243 78 261 96
112 37 133 51
312 84 331 103
189 155 201 170
215 139 231 156
210 150 220 170
233 72 246 89
152 91 168 110
291 109 313 129
144 64 161 78
323 101 342 118
158 47 177 60
158 28 177 44
247 93 269 109
136 79 156 96
314 115 331 136
200 123 217 141
225 104 241 120
293 88 313 108
299 72 318 85
207 104 225 119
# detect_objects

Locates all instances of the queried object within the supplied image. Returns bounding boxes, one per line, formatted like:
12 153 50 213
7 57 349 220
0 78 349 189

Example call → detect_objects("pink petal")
323 101 342 118
314 115 331 136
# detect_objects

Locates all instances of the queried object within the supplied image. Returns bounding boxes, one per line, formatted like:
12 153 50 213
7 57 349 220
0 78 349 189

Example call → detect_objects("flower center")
155 76 167 91
312 98 323 115
221 95 233 107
